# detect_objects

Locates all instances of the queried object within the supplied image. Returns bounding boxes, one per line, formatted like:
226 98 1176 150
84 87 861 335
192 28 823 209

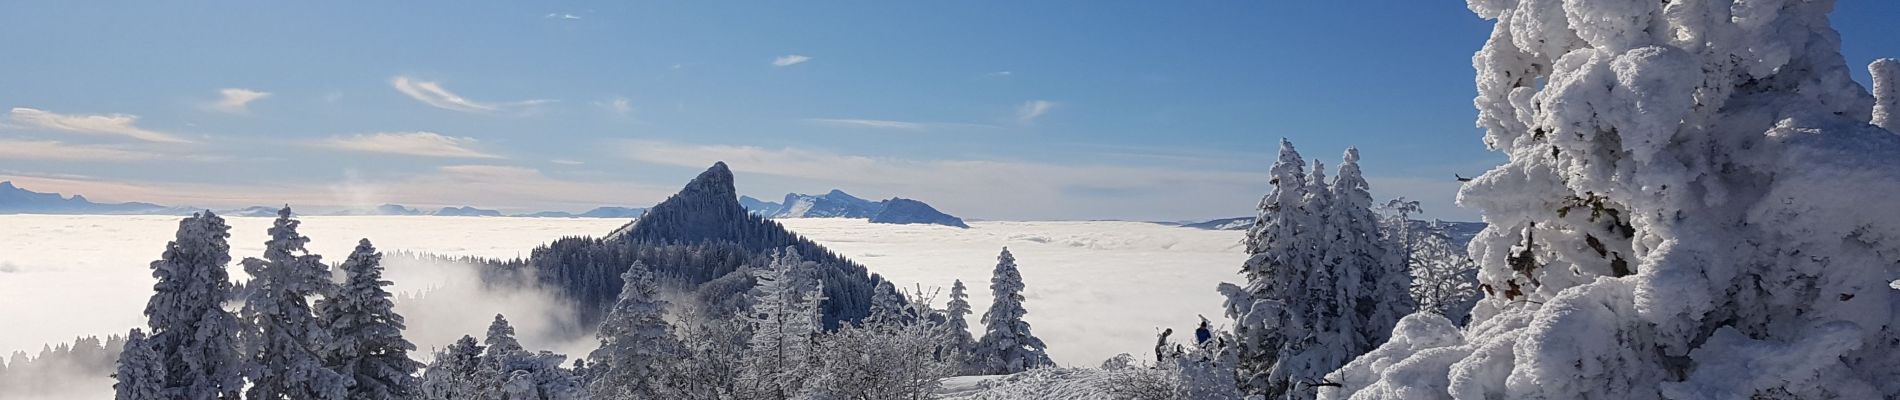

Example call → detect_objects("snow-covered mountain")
0 181 187 215
737 195 784 216
742 190 968 228
868 198 969 228
775 189 884 218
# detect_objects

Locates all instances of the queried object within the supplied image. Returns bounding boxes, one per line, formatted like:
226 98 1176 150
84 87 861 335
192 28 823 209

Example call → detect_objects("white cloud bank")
316 132 502 159
4 107 191 143
391 76 550 114
208 88 271 113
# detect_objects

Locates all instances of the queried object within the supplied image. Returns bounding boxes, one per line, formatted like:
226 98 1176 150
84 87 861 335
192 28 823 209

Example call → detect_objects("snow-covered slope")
774 189 881 218
934 369 1123 399
738 195 784 216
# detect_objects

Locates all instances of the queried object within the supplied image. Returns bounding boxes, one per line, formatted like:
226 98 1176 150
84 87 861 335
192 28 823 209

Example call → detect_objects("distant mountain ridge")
0 181 189 215
0 181 650 218
740 190 968 228
4 181 933 227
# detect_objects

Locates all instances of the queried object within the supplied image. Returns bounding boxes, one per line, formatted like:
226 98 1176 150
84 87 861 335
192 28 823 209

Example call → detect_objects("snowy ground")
0 215 1244 369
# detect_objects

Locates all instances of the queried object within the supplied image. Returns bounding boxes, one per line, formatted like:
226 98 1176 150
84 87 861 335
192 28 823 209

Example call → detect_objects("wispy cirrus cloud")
772 55 812 67
207 88 271 114
0 140 155 161
316 132 502 159
390 76 550 114
4 107 190 143
1016 100 1056 124
596 97 633 116
803 118 927 131
544 13 581 20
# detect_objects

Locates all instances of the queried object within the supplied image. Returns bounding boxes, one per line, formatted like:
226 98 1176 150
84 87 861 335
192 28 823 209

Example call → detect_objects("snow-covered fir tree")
315 239 422 400
419 335 489 400
943 279 977 370
1327 148 1413 351
114 329 165 400
1325 2 1900 399
482 315 585 400
1219 141 1417 399
585 263 684 399
740 248 826 400
1875 58 1899 133
136 211 245 400
484 314 524 360
239 207 350 400
1218 139 1314 396
869 280 907 321
972 247 1052 375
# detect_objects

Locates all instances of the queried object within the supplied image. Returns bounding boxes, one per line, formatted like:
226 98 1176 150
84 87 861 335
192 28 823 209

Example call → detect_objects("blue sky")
1 1 1895 221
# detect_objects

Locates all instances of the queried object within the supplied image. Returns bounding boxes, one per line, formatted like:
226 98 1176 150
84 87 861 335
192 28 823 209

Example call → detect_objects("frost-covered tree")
1218 143 1411 399
973 248 1052 375
808 312 955 400
139 211 245 400
419 335 488 400
869 280 910 322
1875 58 1899 133
943 279 977 369
114 329 165 400
481 315 584 400
672 310 750 399
586 263 684 399
240 207 350 400
1325 2 1900 399
1404 221 1480 326
1218 139 1316 397
316 239 422 400
740 248 826 400
484 315 524 361
1327 148 1413 350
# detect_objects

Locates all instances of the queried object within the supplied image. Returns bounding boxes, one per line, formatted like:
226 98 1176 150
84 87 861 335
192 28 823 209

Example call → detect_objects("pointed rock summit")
542 161 888 328
610 162 749 242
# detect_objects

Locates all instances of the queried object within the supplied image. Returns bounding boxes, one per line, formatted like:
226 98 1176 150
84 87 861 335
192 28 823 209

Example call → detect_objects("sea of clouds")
0 215 1244 394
